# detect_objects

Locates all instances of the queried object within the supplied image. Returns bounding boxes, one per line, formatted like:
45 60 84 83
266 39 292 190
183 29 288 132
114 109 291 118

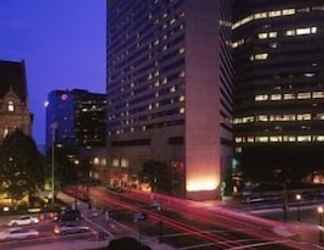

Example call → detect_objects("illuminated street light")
296 194 302 222
318 206 324 243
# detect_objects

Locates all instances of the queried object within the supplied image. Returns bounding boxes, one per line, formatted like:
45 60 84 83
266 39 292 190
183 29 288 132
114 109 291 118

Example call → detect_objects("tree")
0 130 45 205
46 144 79 189
138 160 171 193
105 237 151 250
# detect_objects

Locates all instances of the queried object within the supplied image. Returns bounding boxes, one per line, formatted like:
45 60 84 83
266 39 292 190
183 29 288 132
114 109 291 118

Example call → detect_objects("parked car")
0 228 39 241
53 223 90 235
8 216 39 227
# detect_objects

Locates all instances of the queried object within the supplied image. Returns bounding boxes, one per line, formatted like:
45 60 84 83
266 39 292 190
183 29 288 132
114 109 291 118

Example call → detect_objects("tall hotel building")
106 0 233 200
233 1 324 177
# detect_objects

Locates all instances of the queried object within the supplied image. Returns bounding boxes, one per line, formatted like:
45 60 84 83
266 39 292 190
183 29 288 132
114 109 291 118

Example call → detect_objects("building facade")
0 60 32 142
46 89 107 151
107 0 233 199
233 1 324 179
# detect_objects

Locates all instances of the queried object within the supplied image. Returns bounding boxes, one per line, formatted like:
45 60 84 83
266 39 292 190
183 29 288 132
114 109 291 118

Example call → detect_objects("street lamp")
318 206 323 243
51 122 58 207
296 194 302 222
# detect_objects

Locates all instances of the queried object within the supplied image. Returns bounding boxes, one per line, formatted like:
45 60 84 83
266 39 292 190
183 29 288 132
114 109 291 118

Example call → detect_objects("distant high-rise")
106 0 233 200
46 89 107 151
0 60 32 141
233 1 324 178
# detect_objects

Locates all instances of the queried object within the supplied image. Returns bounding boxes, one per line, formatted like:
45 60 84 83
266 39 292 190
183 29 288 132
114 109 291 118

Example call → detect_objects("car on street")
8 216 39 227
0 228 39 241
53 223 90 235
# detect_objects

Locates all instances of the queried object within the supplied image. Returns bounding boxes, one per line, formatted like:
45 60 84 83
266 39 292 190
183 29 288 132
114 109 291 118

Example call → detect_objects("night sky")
0 0 106 144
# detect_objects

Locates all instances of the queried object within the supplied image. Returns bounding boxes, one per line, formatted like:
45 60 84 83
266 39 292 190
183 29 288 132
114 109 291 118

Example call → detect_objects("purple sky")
0 0 106 144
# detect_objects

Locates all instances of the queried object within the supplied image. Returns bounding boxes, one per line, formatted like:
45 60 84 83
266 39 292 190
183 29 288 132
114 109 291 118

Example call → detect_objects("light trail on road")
67 186 305 249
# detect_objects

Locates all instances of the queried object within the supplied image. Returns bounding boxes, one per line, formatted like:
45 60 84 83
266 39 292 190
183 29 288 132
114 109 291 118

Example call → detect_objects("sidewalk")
57 192 175 250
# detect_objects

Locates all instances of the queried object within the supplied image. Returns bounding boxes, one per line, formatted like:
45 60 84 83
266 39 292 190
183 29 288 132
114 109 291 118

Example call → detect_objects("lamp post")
296 194 302 222
318 206 323 243
51 123 58 207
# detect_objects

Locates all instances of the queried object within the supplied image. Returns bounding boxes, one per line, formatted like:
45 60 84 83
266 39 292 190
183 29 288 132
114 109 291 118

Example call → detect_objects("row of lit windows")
235 135 324 144
233 113 323 124
255 91 324 102
232 6 324 30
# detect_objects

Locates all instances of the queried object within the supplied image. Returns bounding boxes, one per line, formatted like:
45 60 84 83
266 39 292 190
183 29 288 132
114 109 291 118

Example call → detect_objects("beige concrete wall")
185 0 221 200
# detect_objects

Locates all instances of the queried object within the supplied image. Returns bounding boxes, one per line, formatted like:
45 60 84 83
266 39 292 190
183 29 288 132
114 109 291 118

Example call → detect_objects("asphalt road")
0 216 97 250
66 186 312 250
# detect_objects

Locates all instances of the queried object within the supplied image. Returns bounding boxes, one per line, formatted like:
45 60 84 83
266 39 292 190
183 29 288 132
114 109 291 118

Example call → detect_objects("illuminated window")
179 48 185 54
269 32 278 38
121 158 129 168
283 136 296 142
255 53 269 60
297 114 311 121
255 94 268 101
304 73 315 78
284 93 296 100
316 113 324 120
94 157 100 165
8 101 15 112
112 158 119 167
315 136 324 142
235 137 243 143
242 116 254 123
257 115 268 122
270 94 282 101
296 28 311 35
282 9 296 15
287 30 297 36
3 128 9 138
297 136 311 142
311 27 318 33
179 96 185 102
179 107 185 114
269 10 281 17
270 136 282 142
297 92 311 99
233 118 242 124
313 92 324 98
258 33 268 39
256 136 269 143
170 86 176 93
244 137 253 143
254 12 267 19
270 114 295 122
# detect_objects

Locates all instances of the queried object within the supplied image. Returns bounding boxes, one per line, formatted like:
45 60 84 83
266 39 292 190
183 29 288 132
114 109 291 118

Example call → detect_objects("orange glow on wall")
186 178 219 192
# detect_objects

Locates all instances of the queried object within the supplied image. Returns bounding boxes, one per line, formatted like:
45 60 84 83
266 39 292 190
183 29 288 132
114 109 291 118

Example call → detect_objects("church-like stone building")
0 60 32 142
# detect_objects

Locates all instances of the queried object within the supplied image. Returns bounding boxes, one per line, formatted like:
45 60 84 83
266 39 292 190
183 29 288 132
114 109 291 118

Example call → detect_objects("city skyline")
0 0 106 144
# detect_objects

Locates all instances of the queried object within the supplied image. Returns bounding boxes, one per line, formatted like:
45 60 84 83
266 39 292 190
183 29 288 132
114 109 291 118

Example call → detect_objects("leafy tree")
46 144 79 189
138 160 171 193
0 130 45 205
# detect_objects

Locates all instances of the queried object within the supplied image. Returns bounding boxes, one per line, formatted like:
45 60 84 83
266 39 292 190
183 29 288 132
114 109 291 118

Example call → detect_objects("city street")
65 186 320 250
0 215 98 250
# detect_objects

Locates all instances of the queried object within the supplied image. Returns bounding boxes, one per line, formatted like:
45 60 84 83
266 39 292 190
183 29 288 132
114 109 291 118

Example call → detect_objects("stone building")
0 60 32 142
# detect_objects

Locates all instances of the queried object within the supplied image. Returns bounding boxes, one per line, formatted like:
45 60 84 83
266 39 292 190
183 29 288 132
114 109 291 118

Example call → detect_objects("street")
0 214 98 250
66 186 319 250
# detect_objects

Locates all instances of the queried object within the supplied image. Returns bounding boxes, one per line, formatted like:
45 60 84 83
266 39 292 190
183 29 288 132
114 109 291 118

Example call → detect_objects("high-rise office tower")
107 0 233 200
0 60 32 142
233 1 324 178
46 89 107 151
